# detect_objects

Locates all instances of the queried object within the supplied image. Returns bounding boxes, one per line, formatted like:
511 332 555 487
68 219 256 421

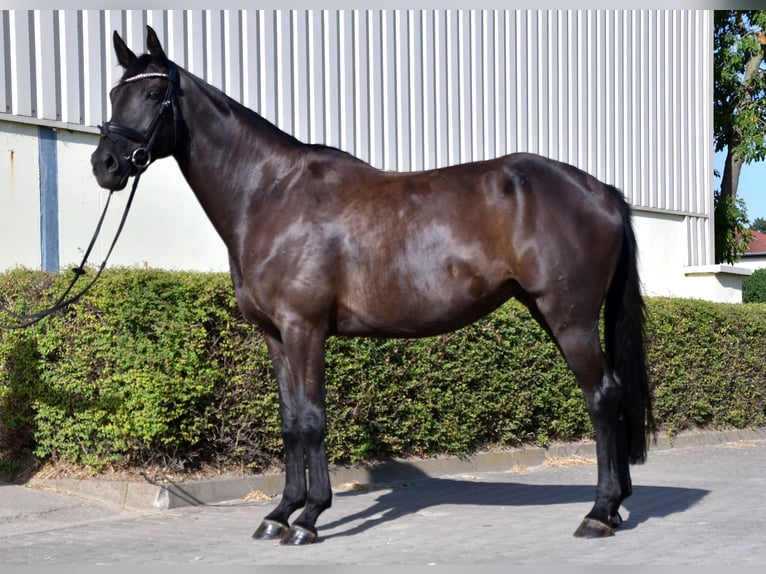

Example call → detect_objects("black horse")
92 27 651 545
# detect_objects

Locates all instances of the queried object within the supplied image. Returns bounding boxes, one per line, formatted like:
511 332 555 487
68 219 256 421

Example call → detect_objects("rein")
0 63 180 330
0 177 140 329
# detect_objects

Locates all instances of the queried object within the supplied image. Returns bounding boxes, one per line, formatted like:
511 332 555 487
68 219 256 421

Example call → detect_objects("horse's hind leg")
563 329 631 537
531 297 632 538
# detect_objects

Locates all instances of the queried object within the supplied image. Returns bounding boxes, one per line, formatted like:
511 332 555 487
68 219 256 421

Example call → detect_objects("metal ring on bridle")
130 147 152 169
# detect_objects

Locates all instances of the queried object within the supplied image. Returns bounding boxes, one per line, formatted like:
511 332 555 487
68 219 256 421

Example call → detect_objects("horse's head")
91 26 179 191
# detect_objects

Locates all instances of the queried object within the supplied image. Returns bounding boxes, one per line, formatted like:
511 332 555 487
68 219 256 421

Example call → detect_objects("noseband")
99 61 179 170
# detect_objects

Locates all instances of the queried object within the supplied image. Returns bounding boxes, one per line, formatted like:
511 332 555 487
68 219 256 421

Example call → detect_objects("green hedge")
1 268 765 474
743 268 766 303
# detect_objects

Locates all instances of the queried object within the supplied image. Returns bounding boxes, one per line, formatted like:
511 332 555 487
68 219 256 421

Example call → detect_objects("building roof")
744 229 766 256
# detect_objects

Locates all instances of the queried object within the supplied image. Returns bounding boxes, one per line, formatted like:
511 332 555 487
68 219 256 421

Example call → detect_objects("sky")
713 152 766 224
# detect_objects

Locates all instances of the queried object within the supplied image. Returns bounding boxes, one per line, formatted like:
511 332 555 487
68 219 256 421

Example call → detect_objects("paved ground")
1 431 765 566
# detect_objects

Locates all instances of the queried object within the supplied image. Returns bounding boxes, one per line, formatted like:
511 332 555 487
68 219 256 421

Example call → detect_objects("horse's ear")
113 31 137 69
146 26 168 64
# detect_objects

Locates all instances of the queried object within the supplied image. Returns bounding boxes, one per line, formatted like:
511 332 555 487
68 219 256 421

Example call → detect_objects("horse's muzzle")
91 146 131 191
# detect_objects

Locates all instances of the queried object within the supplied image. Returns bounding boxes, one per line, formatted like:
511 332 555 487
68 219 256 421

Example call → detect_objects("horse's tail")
603 185 653 464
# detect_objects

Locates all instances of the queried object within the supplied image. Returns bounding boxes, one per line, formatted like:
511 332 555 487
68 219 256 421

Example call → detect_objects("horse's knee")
299 404 327 443
280 416 302 446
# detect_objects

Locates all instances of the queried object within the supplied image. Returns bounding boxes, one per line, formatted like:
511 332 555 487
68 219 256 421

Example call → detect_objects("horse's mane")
178 62 367 165
183 67 304 148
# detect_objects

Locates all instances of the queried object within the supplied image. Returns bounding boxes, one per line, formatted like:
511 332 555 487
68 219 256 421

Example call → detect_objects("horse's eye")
147 90 161 101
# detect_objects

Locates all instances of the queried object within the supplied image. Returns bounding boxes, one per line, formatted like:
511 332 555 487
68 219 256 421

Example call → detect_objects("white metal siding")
0 9 714 264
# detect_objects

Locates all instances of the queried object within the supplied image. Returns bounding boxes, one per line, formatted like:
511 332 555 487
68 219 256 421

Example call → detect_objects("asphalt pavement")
1 428 764 566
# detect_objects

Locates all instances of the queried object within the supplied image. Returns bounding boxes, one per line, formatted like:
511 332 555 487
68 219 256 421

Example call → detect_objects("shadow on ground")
317 460 707 541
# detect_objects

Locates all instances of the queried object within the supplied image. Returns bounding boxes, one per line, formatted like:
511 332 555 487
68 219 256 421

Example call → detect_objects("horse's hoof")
609 511 623 528
280 525 318 545
573 517 615 538
253 519 289 541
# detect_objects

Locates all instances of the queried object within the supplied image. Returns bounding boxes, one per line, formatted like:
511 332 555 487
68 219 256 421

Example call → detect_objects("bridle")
0 62 180 329
99 60 180 171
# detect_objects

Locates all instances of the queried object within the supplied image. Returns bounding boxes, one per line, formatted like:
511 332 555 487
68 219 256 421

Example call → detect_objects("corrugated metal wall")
0 9 714 265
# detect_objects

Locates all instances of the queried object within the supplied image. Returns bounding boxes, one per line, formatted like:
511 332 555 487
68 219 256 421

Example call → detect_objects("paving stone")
1 430 764 565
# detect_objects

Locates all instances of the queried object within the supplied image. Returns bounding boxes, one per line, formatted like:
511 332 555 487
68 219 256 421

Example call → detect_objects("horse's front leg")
251 334 306 542
252 326 332 545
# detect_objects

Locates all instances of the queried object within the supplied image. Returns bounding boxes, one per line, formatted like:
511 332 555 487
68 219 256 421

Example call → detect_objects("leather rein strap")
0 63 180 329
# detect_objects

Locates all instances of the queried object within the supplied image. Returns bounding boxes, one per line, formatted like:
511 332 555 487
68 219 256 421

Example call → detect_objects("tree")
752 216 766 233
713 10 766 263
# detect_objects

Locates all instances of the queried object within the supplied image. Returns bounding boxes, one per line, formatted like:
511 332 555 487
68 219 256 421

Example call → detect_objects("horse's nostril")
104 152 117 172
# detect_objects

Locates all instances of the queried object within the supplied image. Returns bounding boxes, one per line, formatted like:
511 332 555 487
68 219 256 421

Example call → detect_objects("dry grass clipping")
542 455 596 467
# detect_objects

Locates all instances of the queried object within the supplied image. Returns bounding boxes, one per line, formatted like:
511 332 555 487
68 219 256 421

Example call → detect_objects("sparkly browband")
120 72 171 84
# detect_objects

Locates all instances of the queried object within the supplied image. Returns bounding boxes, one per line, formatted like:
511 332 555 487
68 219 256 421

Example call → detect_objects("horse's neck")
174 71 303 249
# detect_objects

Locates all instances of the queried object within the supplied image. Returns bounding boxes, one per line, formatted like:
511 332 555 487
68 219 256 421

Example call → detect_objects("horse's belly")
334 271 516 338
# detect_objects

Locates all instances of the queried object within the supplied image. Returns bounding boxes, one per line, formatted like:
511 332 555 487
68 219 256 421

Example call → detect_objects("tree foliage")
713 10 766 263
714 10 766 164
714 190 752 264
